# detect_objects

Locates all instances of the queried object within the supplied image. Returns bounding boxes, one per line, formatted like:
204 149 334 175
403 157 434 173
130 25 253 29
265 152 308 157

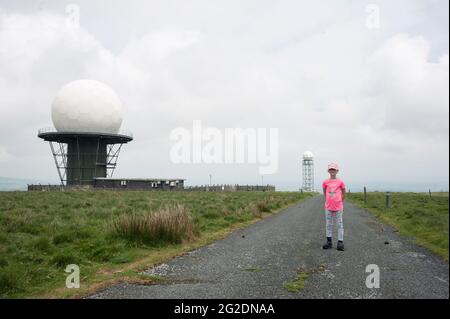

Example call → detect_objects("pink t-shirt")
322 178 346 211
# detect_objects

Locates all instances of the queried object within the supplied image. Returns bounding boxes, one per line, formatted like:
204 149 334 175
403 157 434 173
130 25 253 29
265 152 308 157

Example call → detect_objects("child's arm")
340 180 346 201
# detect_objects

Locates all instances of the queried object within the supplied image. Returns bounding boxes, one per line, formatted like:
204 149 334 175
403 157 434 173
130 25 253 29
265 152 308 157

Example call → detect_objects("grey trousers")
325 210 344 241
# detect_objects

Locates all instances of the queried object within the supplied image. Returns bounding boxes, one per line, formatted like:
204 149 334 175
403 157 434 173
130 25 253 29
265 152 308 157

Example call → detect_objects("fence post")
386 191 390 209
364 186 367 203
429 189 432 198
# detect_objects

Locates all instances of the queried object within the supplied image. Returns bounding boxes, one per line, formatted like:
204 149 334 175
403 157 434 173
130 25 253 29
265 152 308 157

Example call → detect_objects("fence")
27 184 92 192
357 187 437 209
184 184 275 192
28 184 276 192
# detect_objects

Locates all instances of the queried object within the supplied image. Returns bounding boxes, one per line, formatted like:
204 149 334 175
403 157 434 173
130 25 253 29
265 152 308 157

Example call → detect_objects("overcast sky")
0 0 448 191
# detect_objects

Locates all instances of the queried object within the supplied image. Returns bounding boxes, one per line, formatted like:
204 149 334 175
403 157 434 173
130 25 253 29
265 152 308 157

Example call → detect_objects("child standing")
322 163 346 251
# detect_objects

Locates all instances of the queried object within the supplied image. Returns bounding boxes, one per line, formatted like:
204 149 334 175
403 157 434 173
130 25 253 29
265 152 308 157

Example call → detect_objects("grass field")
347 192 449 261
0 190 311 298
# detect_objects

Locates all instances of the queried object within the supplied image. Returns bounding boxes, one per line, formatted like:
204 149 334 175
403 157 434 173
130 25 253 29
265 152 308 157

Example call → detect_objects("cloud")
364 34 449 138
0 1 448 190
0 146 13 162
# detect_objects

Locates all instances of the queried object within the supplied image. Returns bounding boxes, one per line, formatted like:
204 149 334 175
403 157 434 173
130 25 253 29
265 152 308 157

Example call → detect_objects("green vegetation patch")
283 271 309 293
348 192 449 261
0 190 312 298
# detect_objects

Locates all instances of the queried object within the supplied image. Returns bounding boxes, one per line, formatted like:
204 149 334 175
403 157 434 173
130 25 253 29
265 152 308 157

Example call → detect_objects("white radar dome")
51 79 123 134
303 151 314 160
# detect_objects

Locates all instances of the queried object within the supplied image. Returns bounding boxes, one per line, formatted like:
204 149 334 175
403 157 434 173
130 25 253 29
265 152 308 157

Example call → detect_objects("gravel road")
90 195 449 299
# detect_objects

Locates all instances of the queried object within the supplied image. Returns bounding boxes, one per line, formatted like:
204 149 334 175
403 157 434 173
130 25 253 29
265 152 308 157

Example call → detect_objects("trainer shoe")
337 241 344 251
322 238 332 249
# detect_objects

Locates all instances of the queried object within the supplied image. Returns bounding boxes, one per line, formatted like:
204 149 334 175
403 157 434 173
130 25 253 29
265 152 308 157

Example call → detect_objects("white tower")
302 151 314 192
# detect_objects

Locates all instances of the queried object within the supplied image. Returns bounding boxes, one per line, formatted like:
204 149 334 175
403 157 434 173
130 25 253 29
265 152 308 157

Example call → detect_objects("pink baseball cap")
328 163 339 171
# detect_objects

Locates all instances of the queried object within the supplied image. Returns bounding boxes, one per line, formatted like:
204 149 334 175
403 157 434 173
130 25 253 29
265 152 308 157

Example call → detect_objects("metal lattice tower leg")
39 128 133 186
47 139 124 186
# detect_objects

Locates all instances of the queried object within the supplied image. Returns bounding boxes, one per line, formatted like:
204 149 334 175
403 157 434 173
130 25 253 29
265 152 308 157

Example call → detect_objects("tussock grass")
348 192 449 260
112 204 196 244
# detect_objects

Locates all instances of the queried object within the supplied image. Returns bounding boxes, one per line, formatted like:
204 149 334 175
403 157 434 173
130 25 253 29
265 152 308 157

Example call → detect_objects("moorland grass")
347 192 449 261
0 190 311 298
112 204 196 244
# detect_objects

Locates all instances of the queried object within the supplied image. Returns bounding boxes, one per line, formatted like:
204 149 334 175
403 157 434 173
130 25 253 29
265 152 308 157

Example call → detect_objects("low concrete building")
93 178 185 190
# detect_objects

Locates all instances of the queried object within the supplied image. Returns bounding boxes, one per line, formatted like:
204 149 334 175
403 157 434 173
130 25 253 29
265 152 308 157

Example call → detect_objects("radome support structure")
38 129 132 185
302 151 314 192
